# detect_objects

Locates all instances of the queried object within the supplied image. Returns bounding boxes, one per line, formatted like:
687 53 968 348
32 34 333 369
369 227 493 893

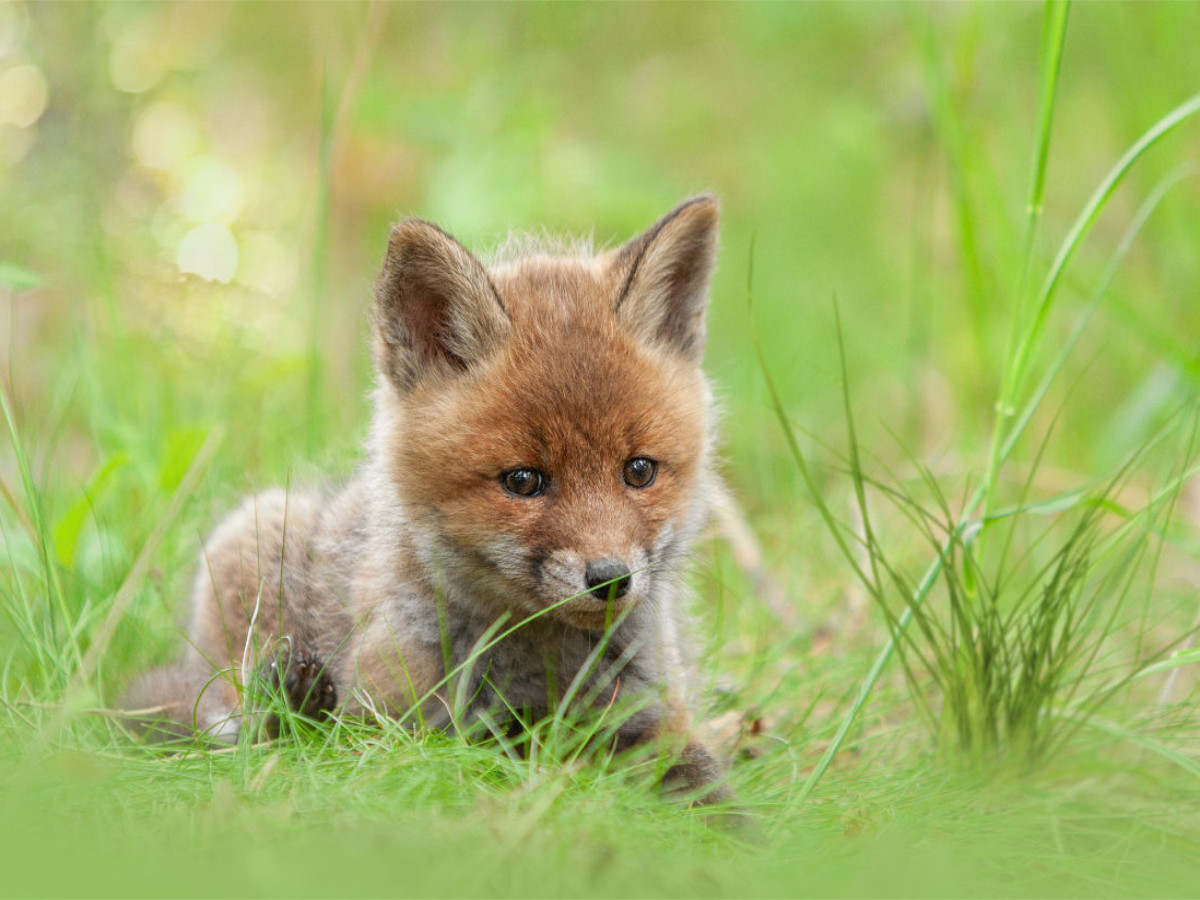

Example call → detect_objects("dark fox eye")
622 457 657 489
501 467 547 497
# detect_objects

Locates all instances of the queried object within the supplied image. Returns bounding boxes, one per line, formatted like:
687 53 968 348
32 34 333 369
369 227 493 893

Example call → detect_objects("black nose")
585 559 631 601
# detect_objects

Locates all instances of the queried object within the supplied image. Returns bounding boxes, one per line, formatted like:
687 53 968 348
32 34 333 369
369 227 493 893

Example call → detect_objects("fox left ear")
613 195 719 361
372 219 510 392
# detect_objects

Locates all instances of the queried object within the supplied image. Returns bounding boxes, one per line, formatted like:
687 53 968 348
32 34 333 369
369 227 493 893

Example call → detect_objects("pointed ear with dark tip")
613 195 719 361
372 219 510 391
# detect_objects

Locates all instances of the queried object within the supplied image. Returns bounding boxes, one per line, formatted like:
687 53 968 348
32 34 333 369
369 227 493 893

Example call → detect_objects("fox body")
128 196 726 797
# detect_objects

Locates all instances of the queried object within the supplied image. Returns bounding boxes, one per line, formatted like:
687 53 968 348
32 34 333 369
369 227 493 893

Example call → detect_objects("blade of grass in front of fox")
393 583 623 731
563 664 657 773
273 472 295 664
375 617 433 732
557 573 646 713
784 156 1200 804
473 594 651 776
474 660 642 784
527 590 645 765
449 613 511 731
472 706 527 769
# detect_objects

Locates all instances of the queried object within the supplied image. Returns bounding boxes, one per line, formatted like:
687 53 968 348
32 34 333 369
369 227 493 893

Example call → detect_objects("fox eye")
622 457 657 489
501 467 547 497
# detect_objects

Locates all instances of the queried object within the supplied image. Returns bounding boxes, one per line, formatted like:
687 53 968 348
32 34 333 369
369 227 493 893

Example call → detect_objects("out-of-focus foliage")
4 3 1199 497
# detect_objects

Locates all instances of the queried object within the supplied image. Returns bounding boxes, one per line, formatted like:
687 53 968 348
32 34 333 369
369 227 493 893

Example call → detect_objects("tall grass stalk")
305 56 334 456
304 6 386 454
1019 0 1070 274
1 382 77 690
908 6 991 360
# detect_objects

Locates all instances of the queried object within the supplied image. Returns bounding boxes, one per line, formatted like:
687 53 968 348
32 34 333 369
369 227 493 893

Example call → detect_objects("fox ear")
613 195 719 361
373 220 510 391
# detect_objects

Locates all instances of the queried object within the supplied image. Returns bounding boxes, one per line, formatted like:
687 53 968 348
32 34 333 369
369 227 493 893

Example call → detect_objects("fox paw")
254 652 337 735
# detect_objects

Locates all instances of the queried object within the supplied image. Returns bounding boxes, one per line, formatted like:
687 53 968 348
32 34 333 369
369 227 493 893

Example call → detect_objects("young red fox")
126 195 728 800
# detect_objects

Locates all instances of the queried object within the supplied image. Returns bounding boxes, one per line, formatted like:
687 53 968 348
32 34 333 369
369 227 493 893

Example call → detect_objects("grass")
4 2 1200 896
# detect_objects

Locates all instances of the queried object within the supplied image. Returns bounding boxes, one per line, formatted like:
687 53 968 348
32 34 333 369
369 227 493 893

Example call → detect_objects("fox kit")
127 195 727 800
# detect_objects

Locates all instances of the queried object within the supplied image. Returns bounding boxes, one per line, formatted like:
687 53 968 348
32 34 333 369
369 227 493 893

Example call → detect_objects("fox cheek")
650 521 683 566
537 553 587 598
473 535 543 588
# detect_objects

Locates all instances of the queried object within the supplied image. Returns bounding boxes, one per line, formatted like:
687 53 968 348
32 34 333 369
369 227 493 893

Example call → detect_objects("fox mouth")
452 537 651 627
552 591 641 630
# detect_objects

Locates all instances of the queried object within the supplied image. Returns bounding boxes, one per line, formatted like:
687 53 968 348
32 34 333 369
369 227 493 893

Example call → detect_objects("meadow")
3 2 1200 896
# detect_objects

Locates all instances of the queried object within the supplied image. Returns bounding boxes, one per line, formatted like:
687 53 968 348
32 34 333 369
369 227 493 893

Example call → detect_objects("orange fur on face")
393 258 709 627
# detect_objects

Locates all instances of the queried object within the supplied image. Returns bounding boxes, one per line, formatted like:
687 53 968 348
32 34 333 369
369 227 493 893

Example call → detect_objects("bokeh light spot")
0 2 28 57
0 64 49 128
131 101 201 170
239 232 297 298
0 123 34 165
109 24 171 94
180 156 244 224
177 223 238 283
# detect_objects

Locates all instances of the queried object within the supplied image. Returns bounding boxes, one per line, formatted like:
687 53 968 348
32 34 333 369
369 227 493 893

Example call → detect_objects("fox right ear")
373 220 510 391
613 195 719 362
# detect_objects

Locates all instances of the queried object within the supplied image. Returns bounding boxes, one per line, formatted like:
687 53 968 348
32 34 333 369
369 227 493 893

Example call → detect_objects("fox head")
371 196 719 630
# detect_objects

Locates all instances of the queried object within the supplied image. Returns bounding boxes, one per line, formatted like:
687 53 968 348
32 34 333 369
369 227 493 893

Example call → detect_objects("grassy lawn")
3 2 1200 896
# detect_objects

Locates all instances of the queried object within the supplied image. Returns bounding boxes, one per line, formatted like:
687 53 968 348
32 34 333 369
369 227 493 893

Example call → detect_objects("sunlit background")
5 3 1199 492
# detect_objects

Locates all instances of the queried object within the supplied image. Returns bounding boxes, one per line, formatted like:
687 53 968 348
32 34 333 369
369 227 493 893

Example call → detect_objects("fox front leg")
662 739 733 806
249 645 338 738
615 711 733 807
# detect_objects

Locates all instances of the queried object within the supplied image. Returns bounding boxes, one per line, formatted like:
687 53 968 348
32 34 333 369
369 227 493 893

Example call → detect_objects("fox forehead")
488 253 616 327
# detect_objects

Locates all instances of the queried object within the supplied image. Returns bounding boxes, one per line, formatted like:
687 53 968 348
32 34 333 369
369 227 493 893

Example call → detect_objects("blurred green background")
3 2 1200 896
5 2 1200 531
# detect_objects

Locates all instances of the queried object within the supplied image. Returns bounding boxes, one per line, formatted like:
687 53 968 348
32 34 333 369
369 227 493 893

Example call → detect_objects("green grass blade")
986 89 1200 511
1022 0 1070 265
1064 713 1200 780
